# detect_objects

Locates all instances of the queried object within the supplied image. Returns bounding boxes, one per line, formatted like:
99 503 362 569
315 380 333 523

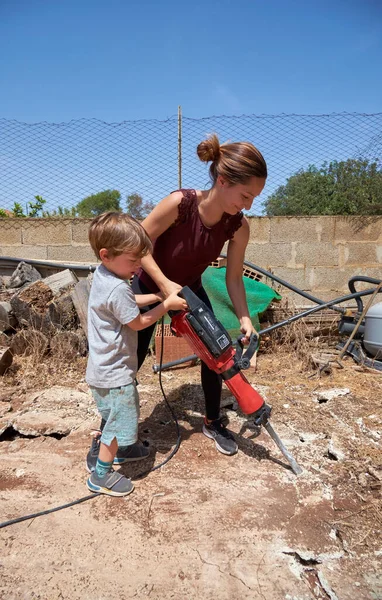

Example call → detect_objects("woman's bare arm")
225 217 254 341
139 191 184 297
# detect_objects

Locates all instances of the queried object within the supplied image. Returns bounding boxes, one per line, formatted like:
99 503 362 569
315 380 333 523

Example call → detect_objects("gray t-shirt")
86 264 140 388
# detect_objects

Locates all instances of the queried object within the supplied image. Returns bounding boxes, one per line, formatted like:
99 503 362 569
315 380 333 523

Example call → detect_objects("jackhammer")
170 286 303 476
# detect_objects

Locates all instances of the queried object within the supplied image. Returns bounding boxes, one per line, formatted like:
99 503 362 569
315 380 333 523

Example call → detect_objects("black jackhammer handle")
235 333 259 369
264 421 303 476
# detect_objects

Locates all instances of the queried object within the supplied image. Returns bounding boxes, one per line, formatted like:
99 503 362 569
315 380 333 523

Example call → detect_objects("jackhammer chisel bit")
263 421 303 476
252 404 303 476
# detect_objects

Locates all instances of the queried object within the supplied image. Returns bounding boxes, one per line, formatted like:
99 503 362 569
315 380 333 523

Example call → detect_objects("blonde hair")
88 212 152 260
197 133 267 185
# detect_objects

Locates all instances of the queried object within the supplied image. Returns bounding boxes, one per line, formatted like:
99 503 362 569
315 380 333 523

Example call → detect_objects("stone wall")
0 216 381 301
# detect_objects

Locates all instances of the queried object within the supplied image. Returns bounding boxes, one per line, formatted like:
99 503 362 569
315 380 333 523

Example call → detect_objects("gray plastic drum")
364 301 382 358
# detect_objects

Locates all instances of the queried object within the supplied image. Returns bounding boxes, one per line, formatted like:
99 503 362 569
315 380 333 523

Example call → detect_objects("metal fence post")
178 105 182 189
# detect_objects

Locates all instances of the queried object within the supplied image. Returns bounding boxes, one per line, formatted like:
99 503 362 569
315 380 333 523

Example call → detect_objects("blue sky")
1 0 381 122
0 1 381 214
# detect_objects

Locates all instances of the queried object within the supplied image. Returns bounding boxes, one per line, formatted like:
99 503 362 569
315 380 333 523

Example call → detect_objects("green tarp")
201 266 281 339
159 266 280 336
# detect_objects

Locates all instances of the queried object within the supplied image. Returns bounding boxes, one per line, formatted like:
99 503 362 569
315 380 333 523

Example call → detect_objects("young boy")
86 211 187 496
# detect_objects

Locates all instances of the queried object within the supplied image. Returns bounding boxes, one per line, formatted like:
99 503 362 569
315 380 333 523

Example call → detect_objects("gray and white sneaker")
114 442 150 465
86 433 101 473
87 470 134 497
202 417 238 456
86 437 149 472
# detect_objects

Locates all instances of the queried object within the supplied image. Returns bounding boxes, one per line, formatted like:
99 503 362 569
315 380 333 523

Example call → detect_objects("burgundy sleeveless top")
138 189 243 292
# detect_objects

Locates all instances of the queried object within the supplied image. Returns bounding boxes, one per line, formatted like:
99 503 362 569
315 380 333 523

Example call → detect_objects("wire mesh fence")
1 111 381 217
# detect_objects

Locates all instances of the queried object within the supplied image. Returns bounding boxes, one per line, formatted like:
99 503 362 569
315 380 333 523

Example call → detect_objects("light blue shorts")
90 383 139 447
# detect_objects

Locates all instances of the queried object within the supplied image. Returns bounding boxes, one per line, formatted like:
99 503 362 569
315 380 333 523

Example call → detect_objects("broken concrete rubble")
2 386 94 438
6 261 41 289
0 263 87 374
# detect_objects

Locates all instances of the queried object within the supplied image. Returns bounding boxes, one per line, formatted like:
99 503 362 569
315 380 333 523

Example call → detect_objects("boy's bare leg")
99 438 118 463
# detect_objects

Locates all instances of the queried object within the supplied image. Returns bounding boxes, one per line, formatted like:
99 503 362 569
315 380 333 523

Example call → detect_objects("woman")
132 133 267 456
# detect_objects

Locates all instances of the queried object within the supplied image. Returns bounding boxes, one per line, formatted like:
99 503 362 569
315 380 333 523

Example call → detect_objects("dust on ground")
0 346 381 600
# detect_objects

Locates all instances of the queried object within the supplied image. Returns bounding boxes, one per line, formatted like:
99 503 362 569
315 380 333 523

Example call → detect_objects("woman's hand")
239 316 255 343
239 317 258 371
160 279 183 299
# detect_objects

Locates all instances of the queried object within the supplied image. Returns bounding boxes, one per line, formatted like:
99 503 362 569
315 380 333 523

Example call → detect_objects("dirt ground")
0 344 381 600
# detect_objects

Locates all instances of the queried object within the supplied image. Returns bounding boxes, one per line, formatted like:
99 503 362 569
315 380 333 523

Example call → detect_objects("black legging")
132 277 222 421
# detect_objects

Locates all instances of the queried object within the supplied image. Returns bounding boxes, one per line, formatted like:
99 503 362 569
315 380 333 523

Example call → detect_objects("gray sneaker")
86 438 149 472
202 418 238 456
86 434 101 473
114 442 150 465
87 469 134 497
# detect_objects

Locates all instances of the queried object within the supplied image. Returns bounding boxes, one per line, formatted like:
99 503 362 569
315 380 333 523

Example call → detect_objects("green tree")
28 195 46 217
5 196 48 218
12 202 26 217
43 205 78 217
263 158 382 216
126 193 155 220
0 208 9 217
76 189 121 218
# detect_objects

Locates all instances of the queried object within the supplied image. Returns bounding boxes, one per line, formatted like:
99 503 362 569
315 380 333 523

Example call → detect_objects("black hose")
0 255 96 273
3 254 380 318
152 285 382 372
220 254 347 314
259 287 382 336
131 316 182 480
347 276 382 313
1 257 380 527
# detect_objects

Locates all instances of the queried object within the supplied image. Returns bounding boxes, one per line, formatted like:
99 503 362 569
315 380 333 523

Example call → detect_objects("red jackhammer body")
171 309 264 416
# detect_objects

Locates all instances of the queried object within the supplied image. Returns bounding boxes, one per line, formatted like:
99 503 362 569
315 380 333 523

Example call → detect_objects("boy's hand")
163 291 188 312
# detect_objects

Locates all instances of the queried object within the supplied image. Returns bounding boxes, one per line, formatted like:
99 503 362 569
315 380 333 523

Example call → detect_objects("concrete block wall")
247 216 381 303
0 216 381 302
0 218 96 263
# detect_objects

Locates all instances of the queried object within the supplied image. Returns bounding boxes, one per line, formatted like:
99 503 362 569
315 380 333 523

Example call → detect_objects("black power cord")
130 316 182 480
0 316 181 530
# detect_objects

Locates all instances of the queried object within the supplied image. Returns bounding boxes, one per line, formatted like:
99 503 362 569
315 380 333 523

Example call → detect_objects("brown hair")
88 212 152 260
197 133 267 186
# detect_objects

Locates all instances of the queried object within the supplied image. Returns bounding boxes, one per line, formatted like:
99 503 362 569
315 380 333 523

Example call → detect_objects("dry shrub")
3 348 87 391
260 297 340 369
50 330 87 360
264 316 312 366
10 329 49 359
3 327 88 389
0 332 10 346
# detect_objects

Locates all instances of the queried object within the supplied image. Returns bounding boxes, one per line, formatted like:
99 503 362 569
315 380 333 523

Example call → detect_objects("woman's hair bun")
196 133 221 163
